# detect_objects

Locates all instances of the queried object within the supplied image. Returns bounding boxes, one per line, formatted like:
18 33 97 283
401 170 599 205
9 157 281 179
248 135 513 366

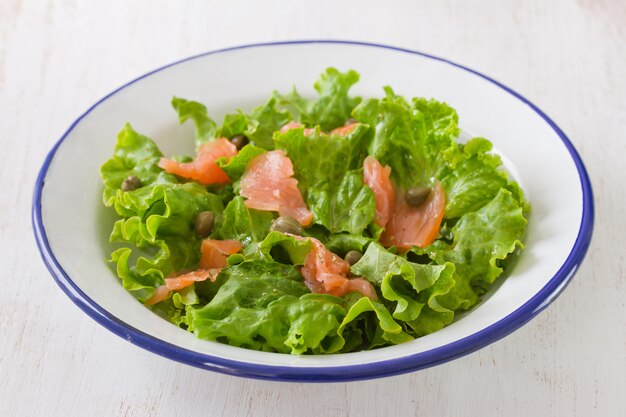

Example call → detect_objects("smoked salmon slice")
300 237 377 300
145 239 243 303
144 285 172 306
279 121 314 135
330 123 359 136
199 239 243 269
165 268 222 291
363 156 394 228
380 182 445 250
158 138 237 185
240 150 313 226
280 121 358 137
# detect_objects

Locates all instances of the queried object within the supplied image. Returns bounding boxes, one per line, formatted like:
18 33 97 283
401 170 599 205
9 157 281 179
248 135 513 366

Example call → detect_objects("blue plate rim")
32 39 594 382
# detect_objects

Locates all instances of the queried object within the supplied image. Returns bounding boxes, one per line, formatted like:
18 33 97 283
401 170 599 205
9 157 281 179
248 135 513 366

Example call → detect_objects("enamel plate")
33 41 594 381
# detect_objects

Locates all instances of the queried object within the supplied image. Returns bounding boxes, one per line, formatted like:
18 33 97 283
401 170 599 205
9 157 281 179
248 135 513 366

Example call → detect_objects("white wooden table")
1 1 624 415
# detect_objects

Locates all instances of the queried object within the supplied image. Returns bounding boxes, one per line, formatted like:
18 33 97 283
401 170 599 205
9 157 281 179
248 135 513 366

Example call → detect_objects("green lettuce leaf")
110 182 223 236
100 123 175 205
274 124 369 191
353 90 460 190
172 97 217 146
109 247 159 301
274 125 375 234
149 284 200 328
217 98 291 149
186 261 347 354
420 188 527 291
216 144 265 182
244 97 292 149
338 293 413 350
226 231 313 266
108 235 199 303
307 170 376 235
324 233 373 256
212 196 275 258
217 111 248 139
351 242 455 323
150 298 187 327
275 68 362 131
172 285 200 309
440 137 527 218
255 231 313 265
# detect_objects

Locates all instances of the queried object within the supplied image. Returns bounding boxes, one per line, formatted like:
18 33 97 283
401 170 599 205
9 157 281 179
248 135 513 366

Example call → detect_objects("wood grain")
1 0 624 416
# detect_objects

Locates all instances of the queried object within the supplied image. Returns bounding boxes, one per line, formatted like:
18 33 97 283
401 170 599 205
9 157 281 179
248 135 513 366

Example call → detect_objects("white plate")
33 41 594 381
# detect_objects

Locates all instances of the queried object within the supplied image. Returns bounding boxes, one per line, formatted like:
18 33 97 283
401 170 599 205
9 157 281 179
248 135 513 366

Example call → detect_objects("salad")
100 68 529 354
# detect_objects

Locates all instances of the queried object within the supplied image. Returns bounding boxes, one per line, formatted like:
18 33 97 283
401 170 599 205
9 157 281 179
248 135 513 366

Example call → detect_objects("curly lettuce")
187 261 409 353
274 67 362 131
274 125 375 234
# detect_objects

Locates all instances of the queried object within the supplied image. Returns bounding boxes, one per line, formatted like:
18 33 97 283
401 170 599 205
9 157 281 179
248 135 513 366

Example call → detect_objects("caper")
194 211 215 238
230 134 248 150
405 186 431 207
344 250 363 265
121 175 142 191
270 216 303 236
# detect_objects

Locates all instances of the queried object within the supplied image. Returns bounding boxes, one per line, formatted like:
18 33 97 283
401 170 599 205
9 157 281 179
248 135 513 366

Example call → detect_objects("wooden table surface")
1 1 624 416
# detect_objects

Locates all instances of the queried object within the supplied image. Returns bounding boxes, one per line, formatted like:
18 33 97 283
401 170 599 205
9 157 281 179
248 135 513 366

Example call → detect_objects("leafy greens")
100 68 529 354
